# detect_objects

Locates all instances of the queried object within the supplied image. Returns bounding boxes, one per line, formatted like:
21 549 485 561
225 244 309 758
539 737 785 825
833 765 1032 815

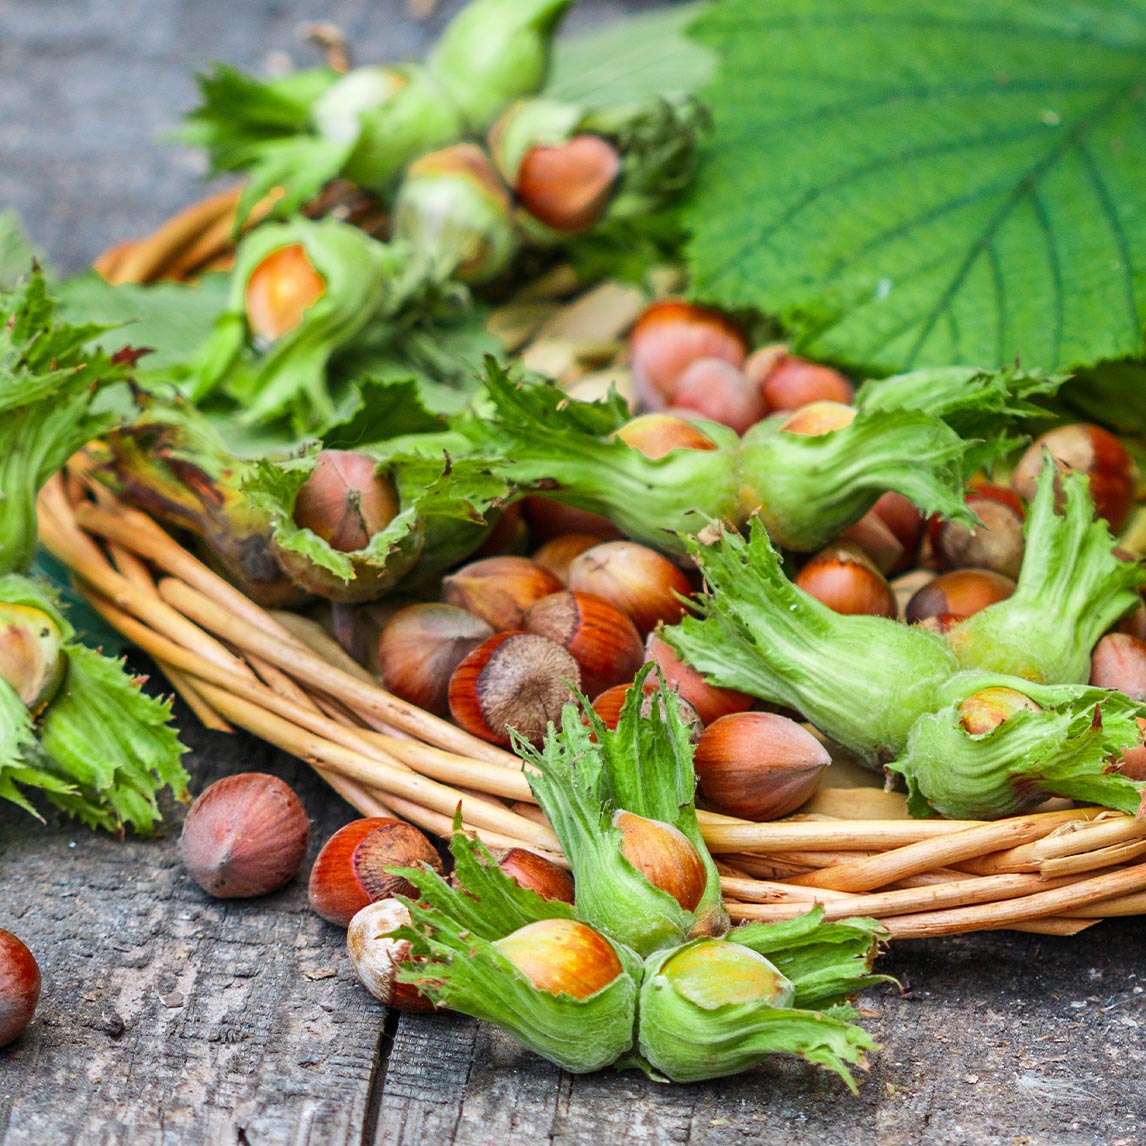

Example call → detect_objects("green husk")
665 521 959 765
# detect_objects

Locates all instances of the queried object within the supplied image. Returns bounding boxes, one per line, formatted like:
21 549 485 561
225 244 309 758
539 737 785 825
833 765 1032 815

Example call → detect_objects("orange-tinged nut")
377 603 494 716
532 533 603 583
958 687 1041 735
523 591 644 697
245 243 326 342
520 497 623 544
794 542 897 618
1012 423 1138 532
933 485 1025 578
614 414 719 459
494 918 623 999
441 556 562 632
590 683 703 740
179 773 310 899
693 712 830 821
448 631 581 747
308 817 442 928
838 510 905 576
493 848 575 904
629 300 748 409
347 899 436 1012
905 568 1015 624
0 928 40 1048
292 450 399 553
516 134 621 232
870 491 926 572
780 400 857 436
567 541 691 636
644 634 753 725
613 809 706 912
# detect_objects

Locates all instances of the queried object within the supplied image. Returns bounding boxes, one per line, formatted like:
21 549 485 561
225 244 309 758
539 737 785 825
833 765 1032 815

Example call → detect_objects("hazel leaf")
685 0 1146 375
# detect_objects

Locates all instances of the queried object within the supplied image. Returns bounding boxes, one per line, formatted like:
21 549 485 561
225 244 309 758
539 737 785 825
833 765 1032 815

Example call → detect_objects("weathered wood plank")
0 696 383 1146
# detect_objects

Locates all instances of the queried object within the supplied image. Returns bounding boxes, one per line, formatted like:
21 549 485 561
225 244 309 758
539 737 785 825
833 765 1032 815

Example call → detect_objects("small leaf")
685 0 1146 375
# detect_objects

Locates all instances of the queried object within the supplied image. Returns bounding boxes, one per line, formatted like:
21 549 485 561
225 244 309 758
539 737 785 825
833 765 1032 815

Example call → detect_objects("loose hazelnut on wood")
693 712 830 821
179 773 310 899
614 414 719 459
629 300 748 410
292 450 399 553
1090 633 1146 701
347 899 436 1012
532 533 603 583
377 603 494 716
933 485 1025 578
448 631 581 747
0 928 40 1048
441 556 562 631
905 568 1015 624
793 542 897 618
523 591 643 697
567 542 691 636
1011 424 1139 533
644 634 753 725
309 817 442 928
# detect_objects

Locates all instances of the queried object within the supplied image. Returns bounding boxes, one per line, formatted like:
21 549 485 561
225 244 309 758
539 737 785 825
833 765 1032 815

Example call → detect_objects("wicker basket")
52 193 1146 941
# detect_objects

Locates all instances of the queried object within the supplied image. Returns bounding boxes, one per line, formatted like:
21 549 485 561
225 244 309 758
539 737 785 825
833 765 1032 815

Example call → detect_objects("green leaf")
685 0 1146 376
546 3 715 104
0 210 41 289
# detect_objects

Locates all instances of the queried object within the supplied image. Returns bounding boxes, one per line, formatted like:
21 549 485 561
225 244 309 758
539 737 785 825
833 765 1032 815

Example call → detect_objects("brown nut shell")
179 772 310 899
567 542 692 636
292 450 399 553
523 591 644 697
448 631 581 747
693 712 830 821
1090 633 1146 701
516 134 621 233
794 542 897 618
0 928 41 1048
441 556 562 632
493 848 576 904
613 810 707 912
308 817 442 928
532 533 603 583
905 568 1015 624
644 634 753 725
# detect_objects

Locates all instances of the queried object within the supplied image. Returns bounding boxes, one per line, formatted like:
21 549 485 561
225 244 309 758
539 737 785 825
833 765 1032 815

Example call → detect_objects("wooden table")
3 2 1146 1142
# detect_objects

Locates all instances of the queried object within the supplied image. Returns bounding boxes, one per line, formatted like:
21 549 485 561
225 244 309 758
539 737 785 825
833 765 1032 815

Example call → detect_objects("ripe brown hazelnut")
492 848 575 904
838 510 906 575
292 450 399 553
0 928 41 1048
520 497 622 543
629 300 748 410
567 541 692 636
870 491 926 572
750 352 855 411
532 533 603 583
644 634 753 725
590 683 703 740
308 817 442 928
441 556 562 631
523 591 644 696
933 485 1025 578
905 568 1015 624
377 603 494 716
516 135 621 233
1090 633 1146 701
668 358 767 434
1011 424 1139 532
471 503 528 560
179 773 310 899
793 542 897 618
448 631 581 746
693 712 830 820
